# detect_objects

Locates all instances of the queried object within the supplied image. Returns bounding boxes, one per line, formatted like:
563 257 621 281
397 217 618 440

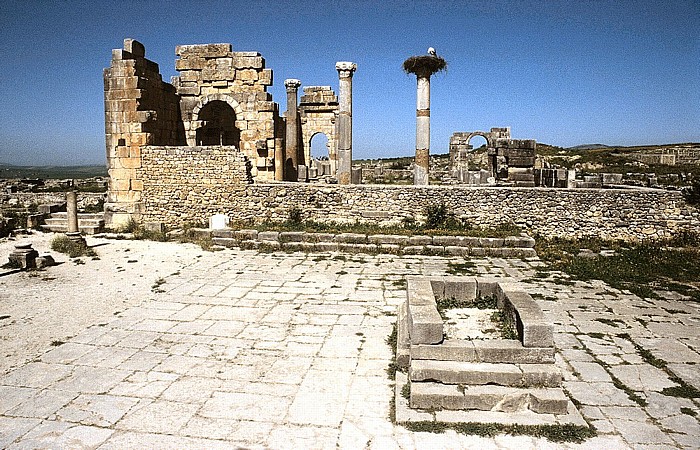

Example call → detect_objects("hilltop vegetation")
0 164 107 180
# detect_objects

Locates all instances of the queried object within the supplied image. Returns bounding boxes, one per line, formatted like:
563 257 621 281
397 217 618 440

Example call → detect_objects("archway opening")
310 133 330 160
196 100 240 147
467 135 488 152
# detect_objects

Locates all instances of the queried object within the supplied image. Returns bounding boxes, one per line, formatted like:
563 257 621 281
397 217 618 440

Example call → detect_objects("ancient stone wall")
136 146 251 222
135 183 699 241
104 39 184 225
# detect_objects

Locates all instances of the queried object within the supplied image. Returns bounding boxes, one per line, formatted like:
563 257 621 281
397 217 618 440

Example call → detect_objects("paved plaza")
0 235 698 449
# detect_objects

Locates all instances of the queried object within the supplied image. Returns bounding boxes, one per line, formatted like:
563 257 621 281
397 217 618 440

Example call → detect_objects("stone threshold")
211 229 537 257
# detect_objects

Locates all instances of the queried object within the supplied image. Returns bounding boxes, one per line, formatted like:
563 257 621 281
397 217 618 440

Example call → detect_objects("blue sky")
0 0 698 165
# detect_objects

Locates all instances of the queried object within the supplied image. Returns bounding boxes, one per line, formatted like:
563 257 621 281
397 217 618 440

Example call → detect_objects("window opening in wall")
310 132 330 160
117 138 126 146
196 100 240 147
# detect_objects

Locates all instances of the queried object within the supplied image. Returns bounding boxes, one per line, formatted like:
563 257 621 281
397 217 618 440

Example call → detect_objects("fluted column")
284 79 301 181
414 75 430 185
335 62 357 185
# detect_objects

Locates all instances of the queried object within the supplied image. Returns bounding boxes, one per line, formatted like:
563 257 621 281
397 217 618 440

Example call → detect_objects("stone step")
41 224 103 235
410 340 555 364
409 382 569 414
44 218 105 227
409 359 562 388
49 212 105 220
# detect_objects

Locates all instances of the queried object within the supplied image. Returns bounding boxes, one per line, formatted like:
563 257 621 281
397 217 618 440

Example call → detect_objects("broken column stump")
8 243 39 270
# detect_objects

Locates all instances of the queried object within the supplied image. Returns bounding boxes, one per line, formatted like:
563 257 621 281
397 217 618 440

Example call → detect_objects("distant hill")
0 164 107 179
567 144 611 150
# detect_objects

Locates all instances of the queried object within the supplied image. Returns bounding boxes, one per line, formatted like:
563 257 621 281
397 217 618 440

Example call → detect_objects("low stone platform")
212 229 536 257
396 275 587 427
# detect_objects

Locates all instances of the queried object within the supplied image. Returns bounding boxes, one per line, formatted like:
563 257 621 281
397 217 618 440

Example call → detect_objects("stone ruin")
395 276 587 427
449 128 537 186
103 38 356 226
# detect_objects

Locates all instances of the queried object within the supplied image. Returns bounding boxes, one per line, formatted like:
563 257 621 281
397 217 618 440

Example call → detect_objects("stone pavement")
1 240 698 449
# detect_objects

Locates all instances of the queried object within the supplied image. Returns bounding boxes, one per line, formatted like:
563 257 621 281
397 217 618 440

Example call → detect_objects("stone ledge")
208 229 536 257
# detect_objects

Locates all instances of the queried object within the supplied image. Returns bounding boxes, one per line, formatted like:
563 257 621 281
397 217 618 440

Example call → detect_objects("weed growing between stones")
594 318 625 328
614 333 700 399
50 235 97 258
575 332 648 406
446 261 476 275
402 422 595 443
490 311 519 340
151 278 166 293
386 322 401 381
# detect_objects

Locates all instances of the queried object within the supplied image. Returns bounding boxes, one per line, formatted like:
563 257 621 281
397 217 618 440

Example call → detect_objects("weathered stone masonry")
135 180 699 241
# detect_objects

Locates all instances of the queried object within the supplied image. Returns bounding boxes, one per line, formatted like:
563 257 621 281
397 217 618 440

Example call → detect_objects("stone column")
335 62 357 185
66 191 79 234
65 191 85 245
414 75 430 185
284 79 301 181
274 137 284 181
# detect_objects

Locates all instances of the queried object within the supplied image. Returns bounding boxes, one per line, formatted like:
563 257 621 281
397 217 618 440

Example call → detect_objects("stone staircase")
395 276 587 427
41 212 105 235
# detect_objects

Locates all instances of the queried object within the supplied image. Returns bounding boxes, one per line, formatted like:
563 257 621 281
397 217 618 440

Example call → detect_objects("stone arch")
464 131 494 149
187 95 244 146
309 131 331 160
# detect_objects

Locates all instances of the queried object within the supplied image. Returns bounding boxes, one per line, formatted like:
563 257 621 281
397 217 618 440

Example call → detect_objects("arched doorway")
310 132 330 160
195 100 240 147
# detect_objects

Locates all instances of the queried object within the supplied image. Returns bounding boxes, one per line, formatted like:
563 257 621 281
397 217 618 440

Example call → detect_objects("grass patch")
401 422 595 443
386 322 400 380
227 216 522 239
447 261 476 275
50 235 96 258
536 235 700 302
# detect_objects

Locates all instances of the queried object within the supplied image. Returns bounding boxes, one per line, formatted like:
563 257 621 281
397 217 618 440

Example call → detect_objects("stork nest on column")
402 55 447 78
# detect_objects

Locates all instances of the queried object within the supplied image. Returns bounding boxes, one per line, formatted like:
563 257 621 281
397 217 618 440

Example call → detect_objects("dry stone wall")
136 146 251 222
135 182 699 241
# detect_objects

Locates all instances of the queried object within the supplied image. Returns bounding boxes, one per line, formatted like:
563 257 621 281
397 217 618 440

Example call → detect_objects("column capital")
284 79 302 90
335 61 357 78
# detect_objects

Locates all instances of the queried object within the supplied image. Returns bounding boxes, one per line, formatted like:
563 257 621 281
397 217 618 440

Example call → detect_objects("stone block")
408 235 432 246
520 364 562 387
334 233 366 243
410 382 466 410
424 245 444 255
368 234 409 245
233 229 258 240
397 301 411 369
209 214 229 229
444 277 477 300
401 246 424 255
433 236 463 246
279 231 306 242
378 244 401 254
479 237 504 248
472 341 555 364
257 231 279 241
176 43 231 57
410 360 523 386
411 340 477 362
124 39 145 57
445 246 468 256
212 229 234 239
314 242 339 252
528 389 569 414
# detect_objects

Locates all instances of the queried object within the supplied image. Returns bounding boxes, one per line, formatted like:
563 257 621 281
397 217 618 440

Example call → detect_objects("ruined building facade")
449 128 537 186
104 39 346 226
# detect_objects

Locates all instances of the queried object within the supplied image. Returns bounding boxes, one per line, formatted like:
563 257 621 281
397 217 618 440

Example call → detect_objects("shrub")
287 207 303 224
51 235 96 258
425 203 450 229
